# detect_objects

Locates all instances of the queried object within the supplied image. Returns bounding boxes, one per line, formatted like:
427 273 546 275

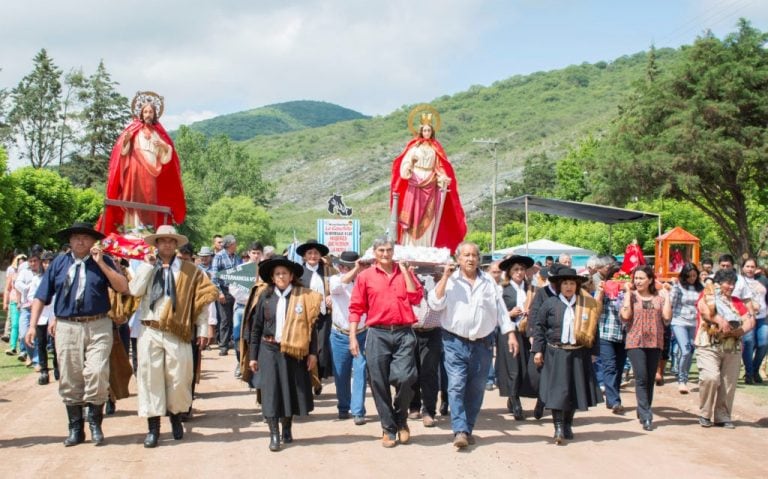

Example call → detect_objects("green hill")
185 100 368 140
236 49 680 248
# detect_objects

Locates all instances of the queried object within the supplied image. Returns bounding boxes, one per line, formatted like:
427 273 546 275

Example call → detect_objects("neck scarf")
559 293 577 344
150 257 177 313
307 264 326 314
62 254 89 310
275 284 293 342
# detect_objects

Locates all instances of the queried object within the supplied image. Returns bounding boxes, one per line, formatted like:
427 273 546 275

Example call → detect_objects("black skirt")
315 314 334 379
496 330 537 398
539 345 602 411
258 341 314 418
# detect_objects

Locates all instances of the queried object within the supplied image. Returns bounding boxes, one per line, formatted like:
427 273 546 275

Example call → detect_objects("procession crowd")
2 225 764 451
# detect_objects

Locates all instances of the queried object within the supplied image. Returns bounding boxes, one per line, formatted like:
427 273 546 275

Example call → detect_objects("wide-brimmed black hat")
499 255 534 272
258 256 304 284
56 222 105 242
296 239 329 257
334 251 359 267
549 267 588 285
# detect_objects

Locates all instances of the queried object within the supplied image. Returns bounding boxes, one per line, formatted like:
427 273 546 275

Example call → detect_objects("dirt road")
1 349 765 479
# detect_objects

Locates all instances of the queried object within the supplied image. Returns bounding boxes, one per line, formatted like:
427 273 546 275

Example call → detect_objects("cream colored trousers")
56 317 112 405
137 326 193 417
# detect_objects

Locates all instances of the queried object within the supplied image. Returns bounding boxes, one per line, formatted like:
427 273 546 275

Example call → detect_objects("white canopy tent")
493 239 596 261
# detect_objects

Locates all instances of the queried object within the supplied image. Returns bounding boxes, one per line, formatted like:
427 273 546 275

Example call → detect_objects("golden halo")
407 104 441 136
131 91 165 119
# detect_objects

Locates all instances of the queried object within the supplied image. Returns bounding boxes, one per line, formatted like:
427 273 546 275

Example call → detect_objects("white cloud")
1 0 492 124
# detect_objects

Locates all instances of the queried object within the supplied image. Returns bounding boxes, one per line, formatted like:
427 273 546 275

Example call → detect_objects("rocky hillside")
238 49 679 246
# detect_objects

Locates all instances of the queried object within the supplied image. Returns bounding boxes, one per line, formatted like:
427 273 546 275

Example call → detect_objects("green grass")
0 310 35 383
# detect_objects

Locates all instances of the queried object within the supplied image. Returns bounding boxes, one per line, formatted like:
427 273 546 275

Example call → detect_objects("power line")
655 0 755 46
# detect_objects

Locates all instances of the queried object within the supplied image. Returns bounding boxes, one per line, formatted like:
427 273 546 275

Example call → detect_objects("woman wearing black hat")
532 267 602 444
496 255 537 420
296 240 337 393
247 256 323 451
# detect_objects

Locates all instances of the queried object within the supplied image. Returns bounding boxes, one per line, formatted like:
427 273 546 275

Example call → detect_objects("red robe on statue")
96 119 186 235
390 137 466 252
620 242 646 275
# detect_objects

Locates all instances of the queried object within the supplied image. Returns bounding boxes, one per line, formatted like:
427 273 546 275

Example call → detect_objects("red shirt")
348 264 423 327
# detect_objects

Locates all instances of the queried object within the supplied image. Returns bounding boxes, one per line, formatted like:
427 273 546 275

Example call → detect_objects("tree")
8 49 63 168
0 147 19 251
555 136 598 201
10 167 77 249
72 187 105 224
0 73 11 146
201 196 275 247
60 61 130 188
175 126 273 207
593 20 768 258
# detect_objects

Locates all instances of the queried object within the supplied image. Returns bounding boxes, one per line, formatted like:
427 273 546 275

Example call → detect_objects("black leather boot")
144 416 161 448
64 405 85 447
169 413 184 440
87 403 105 445
563 409 575 440
512 396 525 420
105 399 116 416
533 398 544 420
267 417 281 452
281 416 293 444
552 409 565 445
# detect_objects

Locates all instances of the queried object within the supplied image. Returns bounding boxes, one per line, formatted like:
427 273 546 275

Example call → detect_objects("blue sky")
1 0 766 134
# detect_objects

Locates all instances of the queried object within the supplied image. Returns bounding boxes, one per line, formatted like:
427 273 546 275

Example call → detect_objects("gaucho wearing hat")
26 221 128 447
495 255 538 421
127 225 218 448
296 240 337 393
244 256 323 452
530 267 601 445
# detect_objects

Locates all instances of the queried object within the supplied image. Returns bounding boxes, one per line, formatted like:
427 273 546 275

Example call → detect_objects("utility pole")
472 138 500 252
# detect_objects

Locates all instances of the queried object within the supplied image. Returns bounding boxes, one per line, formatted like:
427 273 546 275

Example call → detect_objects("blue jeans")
233 304 244 342
599 339 627 408
330 328 368 416
18 308 39 364
442 331 493 435
486 328 497 386
742 317 768 377
233 303 245 362
671 324 696 383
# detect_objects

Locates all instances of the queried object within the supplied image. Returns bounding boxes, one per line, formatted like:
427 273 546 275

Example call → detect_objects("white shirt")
428 269 515 340
329 274 365 330
14 267 43 308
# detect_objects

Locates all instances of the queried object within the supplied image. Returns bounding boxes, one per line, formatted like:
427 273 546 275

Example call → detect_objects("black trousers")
409 328 442 417
366 327 418 435
35 324 57 374
217 294 235 349
627 347 662 421
191 339 200 398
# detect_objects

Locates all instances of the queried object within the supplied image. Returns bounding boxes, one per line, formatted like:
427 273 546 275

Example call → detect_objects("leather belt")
413 326 439 333
262 335 280 344
332 325 367 335
548 343 584 350
141 320 161 329
370 324 412 332
61 314 106 323
443 329 489 343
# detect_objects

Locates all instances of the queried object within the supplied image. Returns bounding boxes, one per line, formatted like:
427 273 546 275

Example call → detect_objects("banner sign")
317 219 360 255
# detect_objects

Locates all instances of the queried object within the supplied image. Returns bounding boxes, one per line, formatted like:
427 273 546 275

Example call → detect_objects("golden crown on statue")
407 104 441 135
